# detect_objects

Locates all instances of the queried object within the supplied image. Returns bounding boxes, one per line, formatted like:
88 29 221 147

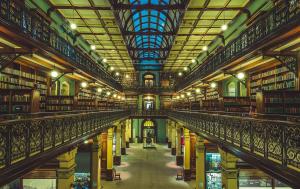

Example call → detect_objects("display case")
206 153 222 189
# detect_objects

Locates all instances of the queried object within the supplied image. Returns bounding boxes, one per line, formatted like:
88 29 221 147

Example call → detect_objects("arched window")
143 73 155 87
61 81 70 96
228 82 236 96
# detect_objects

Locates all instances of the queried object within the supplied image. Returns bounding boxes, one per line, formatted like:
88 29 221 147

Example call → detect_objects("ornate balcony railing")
130 110 168 117
0 0 122 91
176 0 300 91
123 85 175 93
168 110 300 188
0 110 129 184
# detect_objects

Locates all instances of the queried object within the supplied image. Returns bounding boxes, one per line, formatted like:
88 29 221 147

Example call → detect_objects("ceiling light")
187 92 191 96
50 70 58 78
183 67 188 71
195 88 201 93
176 96 180 99
237 72 245 80
113 94 117 98
115 72 120 76
178 72 182 76
192 59 196 63
97 88 102 93
117 95 121 99
106 91 111 96
103 58 107 63
81 82 88 88
221 24 228 31
110 66 114 71
202 46 208 51
84 140 89 144
122 97 125 100
210 82 217 88
180 94 185 98
91 45 96 50
125 74 129 79
70 23 77 30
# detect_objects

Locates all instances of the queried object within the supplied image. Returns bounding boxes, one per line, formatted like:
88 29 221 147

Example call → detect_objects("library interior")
0 0 299 189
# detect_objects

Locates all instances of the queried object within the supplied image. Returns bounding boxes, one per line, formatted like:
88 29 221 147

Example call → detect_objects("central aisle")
102 143 195 189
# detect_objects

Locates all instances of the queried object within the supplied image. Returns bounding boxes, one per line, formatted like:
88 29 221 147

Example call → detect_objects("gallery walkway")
102 144 195 189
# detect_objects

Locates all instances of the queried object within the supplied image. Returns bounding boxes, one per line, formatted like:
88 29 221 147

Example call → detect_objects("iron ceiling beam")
128 47 171 51
51 5 243 11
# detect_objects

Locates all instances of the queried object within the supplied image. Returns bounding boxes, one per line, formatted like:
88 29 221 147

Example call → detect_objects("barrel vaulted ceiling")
48 0 250 72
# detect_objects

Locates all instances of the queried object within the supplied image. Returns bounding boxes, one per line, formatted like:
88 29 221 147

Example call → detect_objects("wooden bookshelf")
191 101 200 110
206 87 219 100
201 99 220 111
250 64 296 100
0 89 40 114
222 97 251 112
0 63 48 112
256 91 300 115
46 96 74 112
75 98 97 110
98 100 108 110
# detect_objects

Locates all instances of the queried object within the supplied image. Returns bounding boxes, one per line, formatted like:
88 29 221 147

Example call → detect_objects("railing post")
263 124 268 159
25 122 30 158
281 126 287 167
5 125 12 166
40 122 45 153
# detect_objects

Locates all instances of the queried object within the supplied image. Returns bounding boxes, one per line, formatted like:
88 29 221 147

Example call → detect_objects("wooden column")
176 126 183 166
106 127 114 181
219 147 239 189
196 135 205 189
167 120 172 148
56 147 77 189
183 128 191 181
121 122 126 155
171 122 176 155
91 135 101 189
114 125 121 165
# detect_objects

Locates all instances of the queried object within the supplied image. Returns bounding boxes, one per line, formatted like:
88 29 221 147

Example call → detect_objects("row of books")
251 66 290 80
2 67 47 82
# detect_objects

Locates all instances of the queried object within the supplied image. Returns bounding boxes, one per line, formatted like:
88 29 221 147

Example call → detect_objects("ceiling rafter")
51 5 244 11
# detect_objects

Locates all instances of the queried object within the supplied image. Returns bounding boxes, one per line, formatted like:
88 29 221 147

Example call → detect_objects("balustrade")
0 110 129 170
176 0 300 91
0 0 122 91
168 110 300 187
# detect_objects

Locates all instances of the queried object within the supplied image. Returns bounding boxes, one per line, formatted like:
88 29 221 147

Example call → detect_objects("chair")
176 168 183 180
113 168 121 180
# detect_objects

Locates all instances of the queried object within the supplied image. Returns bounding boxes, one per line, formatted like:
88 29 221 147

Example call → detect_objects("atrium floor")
102 143 195 189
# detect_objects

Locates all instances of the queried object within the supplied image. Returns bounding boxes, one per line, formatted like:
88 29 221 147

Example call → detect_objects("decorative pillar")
106 127 114 181
167 120 172 148
165 119 169 143
183 128 191 181
171 122 176 155
219 147 239 189
126 119 131 147
114 125 121 165
176 126 183 165
121 123 126 155
91 135 102 189
56 147 78 189
196 135 205 189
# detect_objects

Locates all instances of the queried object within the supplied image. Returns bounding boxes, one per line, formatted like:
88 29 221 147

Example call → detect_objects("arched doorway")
142 119 156 148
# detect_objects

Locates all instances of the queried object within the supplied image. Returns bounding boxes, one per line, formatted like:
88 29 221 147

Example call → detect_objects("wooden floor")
102 143 195 189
